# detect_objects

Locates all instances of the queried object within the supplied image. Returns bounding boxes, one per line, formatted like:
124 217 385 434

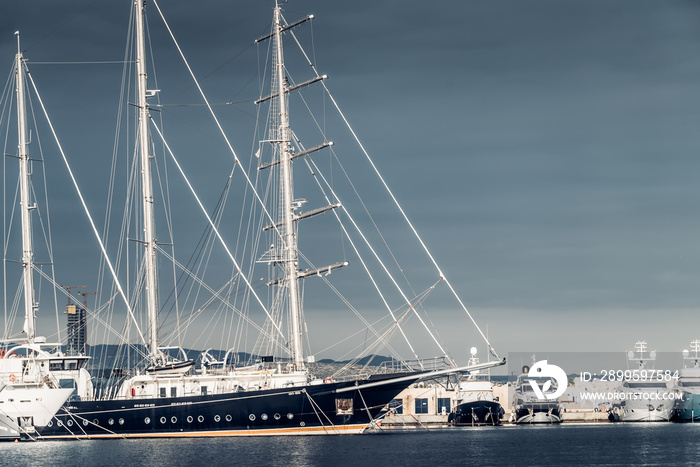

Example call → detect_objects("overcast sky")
1 1 700 363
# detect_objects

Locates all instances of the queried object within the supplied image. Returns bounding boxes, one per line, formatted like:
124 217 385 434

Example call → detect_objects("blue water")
2 424 699 466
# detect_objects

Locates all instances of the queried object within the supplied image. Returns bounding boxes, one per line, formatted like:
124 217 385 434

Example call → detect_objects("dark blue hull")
675 393 700 422
37 376 419 438
451 400 503 426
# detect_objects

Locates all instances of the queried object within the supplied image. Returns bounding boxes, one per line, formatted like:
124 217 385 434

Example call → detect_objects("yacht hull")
675 392 700 422
618 387 675 422
451 400 503 426
514 403 562 424
37 376 418 438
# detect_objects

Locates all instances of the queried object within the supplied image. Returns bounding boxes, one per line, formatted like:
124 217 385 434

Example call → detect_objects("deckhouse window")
336 398 353 415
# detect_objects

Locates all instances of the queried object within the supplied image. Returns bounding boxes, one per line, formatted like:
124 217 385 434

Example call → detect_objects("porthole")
214 415 221 422
287 413 294 420
93 419 99 425
261 413 268 421
198 415 204 423
67 420 73 427
171 416 177 424
274 413 281 420
47 421 53 427
57 421 63 427
249 414 256 421
160 417 167 424
300 421 305 427
187 416 193 423
83 420 89 426
119 418 125 425
108 418 114 425
144 417 151 424
225 414 232 422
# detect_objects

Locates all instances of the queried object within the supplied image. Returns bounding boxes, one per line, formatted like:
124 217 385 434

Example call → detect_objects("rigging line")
287 28 489 358
170 40 256 100
151 0 291 255
296 247 401 359
320 81 496 359
286 34 418 297
302 154 450 366
155 245 288 354
26 0 101 52
25 69 149 350
148 117 289 347
153 100 253 107
33 266 149 361
25 87 63 341
287 145 419 360
28 61 132 65
95 8 133 331
158 176 231 326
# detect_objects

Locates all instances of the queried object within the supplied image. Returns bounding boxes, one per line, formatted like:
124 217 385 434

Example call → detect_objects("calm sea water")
2 424 699 466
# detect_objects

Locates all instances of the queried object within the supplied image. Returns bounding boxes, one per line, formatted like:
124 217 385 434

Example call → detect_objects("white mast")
135 0 159 363
15 32 37 343
273 3 304 369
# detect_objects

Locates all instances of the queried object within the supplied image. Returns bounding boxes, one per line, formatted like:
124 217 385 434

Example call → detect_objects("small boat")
450 348 503 426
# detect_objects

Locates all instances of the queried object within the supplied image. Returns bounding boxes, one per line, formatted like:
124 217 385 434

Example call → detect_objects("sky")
1 0 700 365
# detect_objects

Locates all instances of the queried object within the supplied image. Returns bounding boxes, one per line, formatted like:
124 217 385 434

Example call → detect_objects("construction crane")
61 285 86 306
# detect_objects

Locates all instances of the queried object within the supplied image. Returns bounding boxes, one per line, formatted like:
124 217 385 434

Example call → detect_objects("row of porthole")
248 413 293 422
48 412 298 428
47 419 110 428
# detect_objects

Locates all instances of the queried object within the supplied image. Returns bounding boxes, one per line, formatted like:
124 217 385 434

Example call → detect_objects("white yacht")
617 341 674 422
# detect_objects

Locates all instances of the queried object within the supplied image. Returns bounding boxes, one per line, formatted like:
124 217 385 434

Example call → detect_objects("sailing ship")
674 340 700 422
0 33 90 440
28 0 504 438
616 341 674 422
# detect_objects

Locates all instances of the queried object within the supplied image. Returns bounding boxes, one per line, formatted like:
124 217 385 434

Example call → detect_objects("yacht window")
171 387 177 397
160 387 166 398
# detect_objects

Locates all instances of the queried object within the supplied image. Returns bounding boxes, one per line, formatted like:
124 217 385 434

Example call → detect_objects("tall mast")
15 32 37 343
135 0 159 362
273 4 304 369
